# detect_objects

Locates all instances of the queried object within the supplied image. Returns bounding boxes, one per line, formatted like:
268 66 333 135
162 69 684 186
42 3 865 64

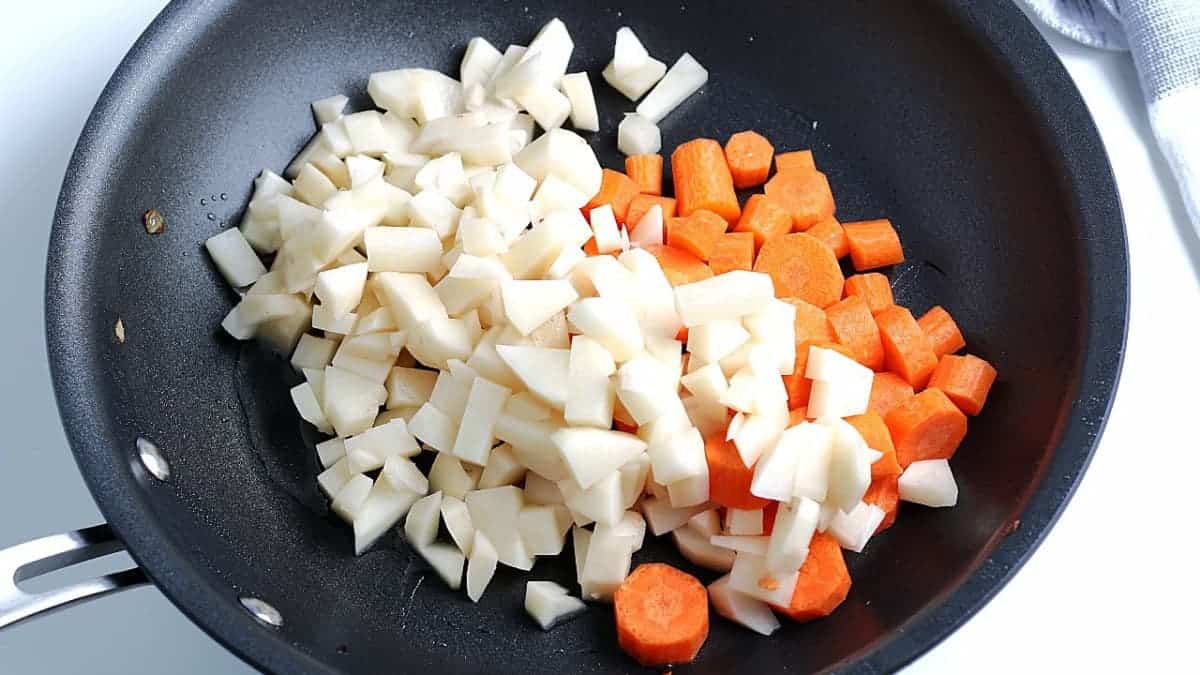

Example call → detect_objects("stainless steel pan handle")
0 524 147 629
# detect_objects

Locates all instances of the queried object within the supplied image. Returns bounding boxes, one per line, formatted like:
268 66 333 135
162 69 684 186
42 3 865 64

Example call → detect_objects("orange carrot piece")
724 130 775 189
863 475 900 533
585 169 640 224
843 219 904 270
709 232 755 275
668 209 729 261
615 563 709 667
928 354 997 416
805 218 849 258
783 341 853 409
843 273 894 314
626 194 677 229
672 138 742 223
782 298 836 344
614 419 638 434
644 244 714 286
885 388 969 468
754 233 844 308
625 154 663 195
867 372 915 418
772 532 851 622
677 327 690 343
917 305 967 358
789 407 809 426
733 194 793 250
847 412 901 480
705 433 771 510
763 169 836 231
825 296 885 370
775 150 816 174
583 238 599 256
875 305 939 389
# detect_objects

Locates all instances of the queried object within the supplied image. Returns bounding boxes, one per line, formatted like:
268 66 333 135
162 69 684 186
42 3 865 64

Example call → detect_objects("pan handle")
0 523 148 630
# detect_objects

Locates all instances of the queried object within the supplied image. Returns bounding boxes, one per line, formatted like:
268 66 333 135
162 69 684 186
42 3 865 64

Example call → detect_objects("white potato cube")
524 471 565 506
672 526 736 573
291 334 338 371
732 408 789 468
317 457 354 499
514 128 602 199
495 345 570 410
602 57 666 101
708 574 782 636
824 418 873 512
589 203 622 254
725 509 765 536
404 491 443 548
629 204 663 248
441 494 476 555
467 486 533 570
765 497 819 573
580 527 635 602
367 68 463 124
380 455 429 495
290 382 331 433
560 72 599 132
614 356 680 426
728 552 798 606
552 428 647 491
559 471 624 527
616 114 661 156
461 36 504 89
206 228 267 288
344 419 420 472
311 94 348 126
829 502 886 553
501 279 579 335
519 504 573 556
564 335 617 428
640 496 709 535
429 452 480 500
675 271 774 327
363 227 441 274
323 366 388 437
417 542 466 590
406 317 475 370
373 272 448 329
331 474 374 523
681 363 728 402
386 367 437 410
898 459 959 507
409 402 458 452
647 426 707 486
316 437 346 469
525 581 587 630
452 377 512 466
408 189 462 240
667 473 710 508
463 531 498 603
477 443 526 489
353 480 421 555
343 112 392 156
636 52 709 123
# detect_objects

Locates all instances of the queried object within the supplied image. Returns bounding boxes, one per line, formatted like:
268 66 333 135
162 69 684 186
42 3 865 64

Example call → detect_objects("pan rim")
44 0 1128 673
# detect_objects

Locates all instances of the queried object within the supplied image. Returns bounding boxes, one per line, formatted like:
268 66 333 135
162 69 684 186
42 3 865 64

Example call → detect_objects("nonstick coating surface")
47 0 1126 673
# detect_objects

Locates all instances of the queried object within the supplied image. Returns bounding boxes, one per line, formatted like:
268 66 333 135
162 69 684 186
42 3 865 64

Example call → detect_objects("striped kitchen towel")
1018 0 1200 229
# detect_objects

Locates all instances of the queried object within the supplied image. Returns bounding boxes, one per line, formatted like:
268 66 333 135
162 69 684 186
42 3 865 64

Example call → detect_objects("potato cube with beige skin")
672 526 736 573
478 444 526 489
467 486 533 570
500 279 579 336
440 494 476 555
525 581 587 630
205 228 268 288
552 428 647 490
495 345 569 410
353 479 421 555
405 491 443 548
898 459 959 507
364 227 443 273
708 574 781 636
466 531 499 602
518 504 573 556
559 471 624 527
386 367 437 410
451 376 511 466
564 335 617 429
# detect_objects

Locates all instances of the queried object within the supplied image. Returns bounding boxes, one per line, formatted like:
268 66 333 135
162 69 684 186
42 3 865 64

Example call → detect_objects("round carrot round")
771 532 851 622
643 244 714 286
754 233 844 308
704 433 770 510
763 169 836 231
885 388 968 467
614 563 709 667
724 130 775 189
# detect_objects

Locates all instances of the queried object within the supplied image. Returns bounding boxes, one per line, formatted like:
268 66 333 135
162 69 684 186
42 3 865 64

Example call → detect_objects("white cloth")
1018 0 1200 229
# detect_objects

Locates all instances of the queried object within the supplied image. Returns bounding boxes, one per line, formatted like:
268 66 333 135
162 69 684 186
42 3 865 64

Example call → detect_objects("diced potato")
495 344 570 410
428 452 481 500
647 426 706 486
205 228 267 288
408 189 463 240
364 227 442 274
467 486 533 570
559 72 599 132
316 437 346 469
373 272 448 329
386 367 437 410
617 453 651 510
616 113 661 156
518 504 573 556
708 574 782 636
552 428 647 490
765 497 819 574
792 422 835 502
673 526 736 573
525 581 587 630
824 418 873 512
514 128 602 199
829 502 886 553
380 455 429 495
404 491 443 548
407 316 475 369
478 444 527 489
317 457 354 499
615 356 681 425
564 335 617 428
353 480 420 555
674 271 775 327
416 542 466 590
331 474 374 523
466 531 499 602
461 37 504 89
452 376 512 466
898 459 959 507
291 334 339 371
344 419 420 472
589 204 622 254
635 52 709 123
640 496 709 536
579 526 635 602
602 58 666 101
367 68 463 124
409 402 458 452
501 279 579 335
688 320 751 365
559 471 624 527
440 494 476 555
290 382 331 434
323 366 388 437
667 472 709 508
728 552 798 606
311 94 348 126
524 471 565 506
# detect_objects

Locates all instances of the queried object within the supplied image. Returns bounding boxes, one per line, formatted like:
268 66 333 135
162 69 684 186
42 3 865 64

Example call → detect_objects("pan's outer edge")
44 1 1128 674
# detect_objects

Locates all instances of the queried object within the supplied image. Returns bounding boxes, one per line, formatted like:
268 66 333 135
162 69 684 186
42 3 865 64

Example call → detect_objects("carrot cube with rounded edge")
724 130 775 189
668 209 728 261
672 138 741 223
754 233 844 308
644 244 713 287
705 433 770 510
928 354 997 416
844 273 895 314
918 305 967 357
615 563 709 667
806 218 849 258
847 412 901 479
626 194 677 230
867 372 915 417
733 194 792 250
585 169 640 224
875 305 939 389
771 532 851 622
844 219 904 270
764 169 835 231
775 150 816 174
885 388 968 468
863 476 900 533
625 154 663 195
825 295 885 370
782 298 835 344
709 232 755 275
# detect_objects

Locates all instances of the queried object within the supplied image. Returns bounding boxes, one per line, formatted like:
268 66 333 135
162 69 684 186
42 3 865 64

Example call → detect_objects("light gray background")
1 2 1195 673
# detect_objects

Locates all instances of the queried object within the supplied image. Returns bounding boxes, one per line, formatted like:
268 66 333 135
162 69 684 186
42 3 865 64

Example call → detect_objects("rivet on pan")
240 597 283 628
136 437 170 481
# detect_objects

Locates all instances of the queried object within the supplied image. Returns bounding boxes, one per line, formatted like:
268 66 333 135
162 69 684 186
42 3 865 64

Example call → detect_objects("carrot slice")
775 149 816 174
863 475 900 533
771 532 851 622
885 388 968 468
917 305 967 358
763 169 836 231
843 273 894 314
867 372 915 418
614 419 638 434
782 298 836 344
724 130 775 189
625 153 664 195
668 209 728 261
626 194 677 230
585 169 640 224
672 138 741 223
733 194 792 250
644 244 714 286
847 412 901 480
583 237 599 256
843 219 904 270
705 433 771 510
709 232 755 275
928 354 997 416
615 563 709 667
784 341 853 409
875 305 939 389
805 218 849 258
753 233 844 308
762 500 780 535
825 296 885 370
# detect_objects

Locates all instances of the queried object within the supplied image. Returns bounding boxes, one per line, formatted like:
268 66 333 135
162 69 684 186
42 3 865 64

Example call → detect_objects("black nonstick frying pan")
4 0 1126 672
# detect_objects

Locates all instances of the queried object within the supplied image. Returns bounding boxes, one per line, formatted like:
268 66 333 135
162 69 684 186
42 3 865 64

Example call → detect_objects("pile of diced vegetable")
204 17 998 668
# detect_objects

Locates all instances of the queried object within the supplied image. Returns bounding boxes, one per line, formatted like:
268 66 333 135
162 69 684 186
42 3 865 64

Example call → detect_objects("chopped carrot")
583 238 599 256
668 209 728 261
928 354 997 416
784 341 853 409
789 407 809 426
917 305 967 358
753 233 844 308
763 169 835 231
775 149 816 174
705 433 770 510
644 245 714 286
625 154 663 195
805 218 849 258
825 296 885 370
863 475 900 533
708 232 755 275
843 219 904 270
614 419 638 434
724 130 775 189
585 169 640 224
615 563 709 667
843 273 894 314
626 194 677 229
782 298 836 344
672 138 741 223
885 388 968 468
771 532 851 622
762 500 779 535
874 305 939 389
867 372 915 418
733 194 792 250
846 412 901 480
676 327 689 343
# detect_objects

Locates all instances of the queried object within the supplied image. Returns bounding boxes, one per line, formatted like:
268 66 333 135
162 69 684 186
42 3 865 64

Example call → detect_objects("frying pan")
1 0 1126 672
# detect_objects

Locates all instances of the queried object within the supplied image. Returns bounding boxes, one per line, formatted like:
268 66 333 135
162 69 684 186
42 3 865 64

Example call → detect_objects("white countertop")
0 2 1194 673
